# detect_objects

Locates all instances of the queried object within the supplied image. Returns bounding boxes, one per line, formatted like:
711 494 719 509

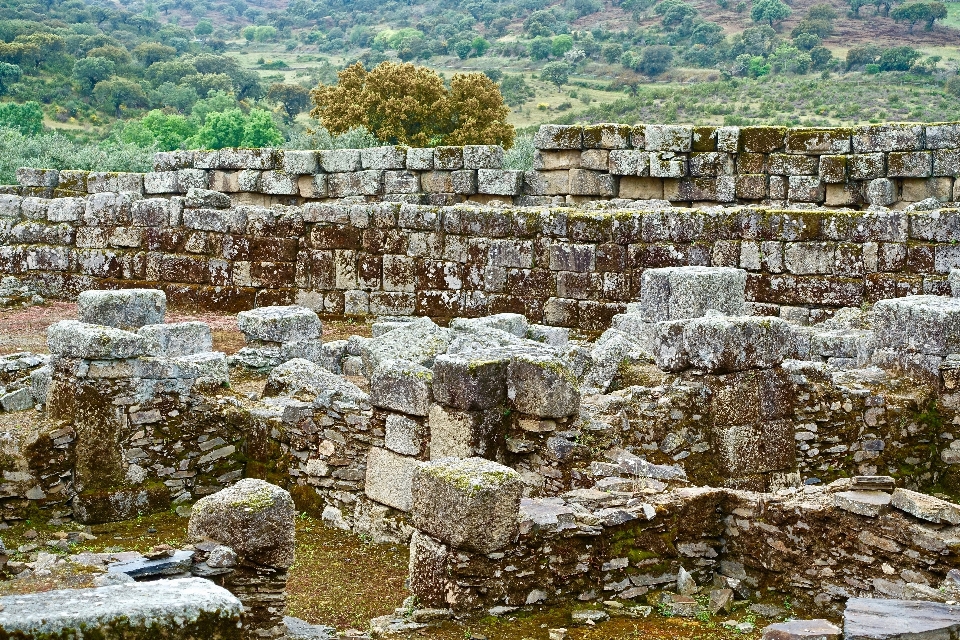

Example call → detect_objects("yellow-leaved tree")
309 61 514 148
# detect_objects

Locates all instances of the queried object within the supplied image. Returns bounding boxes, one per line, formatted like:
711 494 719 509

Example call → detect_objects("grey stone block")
138 322 213 357
184 188 230 209
432 352 509 410
0 387 33 412
47 320 147 359
463 145 504 169
143 171 178 194
361 146 407 170
77 289 166 329
534 125 583 150
644 125 693 152
182 207 246 233
654 314 793 373
16 167 59 187
360 317 452 372
507 352 579 418
872 295 960 355
365 446 419 512
640 266 746 322
176 168 209 191
412 457 523 553
370 359 433 417
218 148 275 170
260 170 298 195
761 619 841 640
833 490 890 517
188 478 295 568
385 412 426 456
320 149 361 173
0 578 242 640
428 404 504 460
890 488 960 525
477 169 522 196
282 150 320 174
406 147 435 171
237 305 321 343
153 150 196 171
843 598 960 640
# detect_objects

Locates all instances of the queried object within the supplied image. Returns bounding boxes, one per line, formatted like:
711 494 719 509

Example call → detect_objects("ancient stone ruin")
2 122 960 639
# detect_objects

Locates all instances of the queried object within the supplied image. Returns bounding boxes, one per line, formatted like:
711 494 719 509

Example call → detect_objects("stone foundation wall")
409 485 960 618
6 189 960 326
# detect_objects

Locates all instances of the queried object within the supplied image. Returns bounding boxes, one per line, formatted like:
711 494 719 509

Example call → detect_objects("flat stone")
365 447 419 512
47 320 147 360
571 609 610 624
0 387 33 412
762 619 841 640
77 289 166 329
107 549 194 579
833 491 891 517
283 616 335 640
851 476 896 492
844 598 960 640
0 578 242 640
890 488 960 525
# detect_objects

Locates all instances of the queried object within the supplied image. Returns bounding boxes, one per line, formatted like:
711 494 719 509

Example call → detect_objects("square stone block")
365 446 419 512
412 457 523 553
432 352 509 410
654 315 794 373
237 305 321 343
428 404 504 460
873 295 960 355
47 320 147 359
370 359 433 417
78 289 167 329
138 321 213 357
640 266 746 322
506 353 579 418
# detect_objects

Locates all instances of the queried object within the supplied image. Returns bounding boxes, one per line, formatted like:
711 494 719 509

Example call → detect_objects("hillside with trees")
0 0 957 178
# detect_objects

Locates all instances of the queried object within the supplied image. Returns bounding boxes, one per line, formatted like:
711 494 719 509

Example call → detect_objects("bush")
0 101 42 135
0 126 154 184
946 76 960 97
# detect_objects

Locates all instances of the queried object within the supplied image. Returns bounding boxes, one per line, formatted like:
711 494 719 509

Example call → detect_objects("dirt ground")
0 303 371 357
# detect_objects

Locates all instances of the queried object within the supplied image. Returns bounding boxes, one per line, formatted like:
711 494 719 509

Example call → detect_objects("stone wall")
8 122 960 209
7 187 960 326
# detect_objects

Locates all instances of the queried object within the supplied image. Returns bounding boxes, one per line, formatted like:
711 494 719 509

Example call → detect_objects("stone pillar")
188 478 296 639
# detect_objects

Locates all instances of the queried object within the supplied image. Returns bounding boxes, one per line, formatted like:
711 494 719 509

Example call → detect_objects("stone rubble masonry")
12 122 959 209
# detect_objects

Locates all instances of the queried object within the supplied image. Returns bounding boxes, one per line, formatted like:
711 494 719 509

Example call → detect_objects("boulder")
360 317 452 372
188 479 295 568
412 457 523 553
262 358 367 405
77 289 166 329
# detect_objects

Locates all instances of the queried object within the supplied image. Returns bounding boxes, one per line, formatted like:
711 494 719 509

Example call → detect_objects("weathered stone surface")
412 457 523 553
47 320 147 359
385 412 426 456
507 352 579 418
188 478 295 568
833 490 891 517
432 352 509 410
889 488 960 525
640 267 747 322
428 404 504 459
77 289 166 329
873 295 960 355
360 317 452 372
365 446 419 512
138 322 213 357
262 357 367 404
0 578 242 640
370 359 433 417
843 598 960 640
762 620 841 640
654 315 793 373
237 305 321 343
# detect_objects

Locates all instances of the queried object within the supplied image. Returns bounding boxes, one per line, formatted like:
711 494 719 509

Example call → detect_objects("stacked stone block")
44 289 240 523
233 305 323 368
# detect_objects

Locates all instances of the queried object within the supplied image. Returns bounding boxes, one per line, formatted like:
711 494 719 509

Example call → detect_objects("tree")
552 34 574 57
0 62 22 95
878 45 922 70
93 77 147 115
267 82 311 119
242 109 284 147
73 57 116 92
192 108 245 148
125 110 197 150
541 61 571 90
655 0 699 26
529 37 553 60
602 43 624 64
454 40 473 59
846 44 882 69
848 0 868 16
472 37 490 56
892 2 947 30
194 20 213 37
309 61 514 148
0 101 42 134
133 42 177 66
810 46 834 69
946 75 960 97
499 74 535 107
751 0 792 26
639 45 674 76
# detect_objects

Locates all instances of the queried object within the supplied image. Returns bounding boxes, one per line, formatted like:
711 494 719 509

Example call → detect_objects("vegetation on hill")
0 0 956 176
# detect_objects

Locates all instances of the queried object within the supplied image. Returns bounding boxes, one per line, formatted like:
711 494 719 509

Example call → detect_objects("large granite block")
237 305 322 343
77 289 166 329
640 266 747 322
873 295 960 355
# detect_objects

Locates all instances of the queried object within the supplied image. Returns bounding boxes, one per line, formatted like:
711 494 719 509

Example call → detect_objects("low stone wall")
408 478 960 618
7 122 960 210
7 188 960 326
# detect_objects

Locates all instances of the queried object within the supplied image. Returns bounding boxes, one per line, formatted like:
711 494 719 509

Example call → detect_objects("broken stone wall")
7 188 960 327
